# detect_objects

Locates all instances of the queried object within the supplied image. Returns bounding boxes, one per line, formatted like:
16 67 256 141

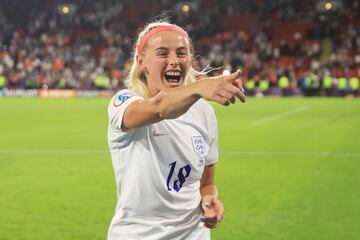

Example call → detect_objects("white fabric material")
107 89 218 240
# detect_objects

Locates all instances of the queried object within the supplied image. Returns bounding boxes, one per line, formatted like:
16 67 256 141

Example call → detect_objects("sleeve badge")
113 93 133 107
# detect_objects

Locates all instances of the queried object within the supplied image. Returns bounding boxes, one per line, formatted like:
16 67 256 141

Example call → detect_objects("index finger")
223 69 242 83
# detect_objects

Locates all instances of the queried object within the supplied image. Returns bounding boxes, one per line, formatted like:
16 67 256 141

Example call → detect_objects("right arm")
122 70 246 130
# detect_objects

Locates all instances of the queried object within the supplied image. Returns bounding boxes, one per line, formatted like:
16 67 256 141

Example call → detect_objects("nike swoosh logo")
152 130 167 137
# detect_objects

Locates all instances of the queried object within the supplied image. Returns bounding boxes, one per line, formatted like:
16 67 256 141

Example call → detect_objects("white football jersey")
107 89 218 240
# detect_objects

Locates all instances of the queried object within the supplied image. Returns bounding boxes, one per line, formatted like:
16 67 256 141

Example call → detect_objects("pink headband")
137 25 189 55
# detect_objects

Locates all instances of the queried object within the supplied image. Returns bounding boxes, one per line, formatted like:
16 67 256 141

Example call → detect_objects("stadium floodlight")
316 0 342 12
174 1 199 15
62 6 70 14
57 3 77 16
324 2 333 11
182 4 190 13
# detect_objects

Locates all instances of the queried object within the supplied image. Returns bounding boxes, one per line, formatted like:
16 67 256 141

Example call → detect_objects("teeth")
165 71 181 76
164 70 182 84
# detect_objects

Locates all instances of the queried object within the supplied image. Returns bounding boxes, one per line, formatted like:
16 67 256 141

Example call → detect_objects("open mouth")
164 70 182 84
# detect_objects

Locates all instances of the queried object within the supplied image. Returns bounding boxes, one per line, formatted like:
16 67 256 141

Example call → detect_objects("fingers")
201 207 218 228
229 96 236 104
233 80 246 103
219 70 246 104
200 69 246 105
204 221 219 229
202 212 223 228
201 196 224 229
213 96 231 106
213 85 243 106
214 200 224 222
223 69 242 83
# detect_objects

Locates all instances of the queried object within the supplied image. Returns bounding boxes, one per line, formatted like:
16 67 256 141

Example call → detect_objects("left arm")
200 164 224 228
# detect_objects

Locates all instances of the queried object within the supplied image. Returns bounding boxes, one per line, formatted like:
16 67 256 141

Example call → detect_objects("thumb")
202 197 216 217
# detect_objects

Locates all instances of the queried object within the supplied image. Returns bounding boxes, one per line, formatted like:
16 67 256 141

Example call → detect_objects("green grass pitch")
0 97 359 240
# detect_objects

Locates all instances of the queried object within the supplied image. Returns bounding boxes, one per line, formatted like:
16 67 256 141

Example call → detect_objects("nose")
168 53 179 67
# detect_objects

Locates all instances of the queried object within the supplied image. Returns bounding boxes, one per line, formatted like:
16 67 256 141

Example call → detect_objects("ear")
137 54 148 72
136 54 143 66
136 54 149 75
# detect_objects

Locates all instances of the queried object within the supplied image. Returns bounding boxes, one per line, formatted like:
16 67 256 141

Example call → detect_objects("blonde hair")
126 21 203 98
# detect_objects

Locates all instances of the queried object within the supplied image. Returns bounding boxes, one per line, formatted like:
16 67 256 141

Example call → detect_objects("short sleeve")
205 106 219 165
108 89 144 131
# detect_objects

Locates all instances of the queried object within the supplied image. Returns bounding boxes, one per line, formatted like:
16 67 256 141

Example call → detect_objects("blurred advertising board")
38 90 78 97
3 89 38 97
2 89 114 97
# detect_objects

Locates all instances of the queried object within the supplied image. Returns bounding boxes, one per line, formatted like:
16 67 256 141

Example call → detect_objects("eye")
177 50 188 58
156 51 168 58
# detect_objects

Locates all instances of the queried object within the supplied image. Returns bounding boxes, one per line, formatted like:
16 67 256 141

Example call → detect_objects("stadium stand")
0 0 359 96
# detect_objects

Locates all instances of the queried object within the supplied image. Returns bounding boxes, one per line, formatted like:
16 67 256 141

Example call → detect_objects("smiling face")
137 30 192 96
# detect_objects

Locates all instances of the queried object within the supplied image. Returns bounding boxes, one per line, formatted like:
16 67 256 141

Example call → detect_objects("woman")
107 21 246 240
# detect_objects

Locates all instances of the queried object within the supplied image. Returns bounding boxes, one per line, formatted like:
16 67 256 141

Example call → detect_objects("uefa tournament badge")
191 136 206 167
113 92 133 107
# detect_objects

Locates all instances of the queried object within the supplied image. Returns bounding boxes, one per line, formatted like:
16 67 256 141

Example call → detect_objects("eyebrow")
155 47 188 51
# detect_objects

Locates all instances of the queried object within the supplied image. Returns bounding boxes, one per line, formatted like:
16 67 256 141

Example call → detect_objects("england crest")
192 136 206 166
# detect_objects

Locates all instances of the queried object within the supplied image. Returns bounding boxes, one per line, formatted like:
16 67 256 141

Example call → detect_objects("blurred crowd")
0 0 359 96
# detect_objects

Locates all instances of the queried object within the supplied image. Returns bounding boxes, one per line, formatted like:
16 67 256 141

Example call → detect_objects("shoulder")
107 89 144 128
193 98 216 118
109 89 138 107
185 98 217 129
108 89 143 112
